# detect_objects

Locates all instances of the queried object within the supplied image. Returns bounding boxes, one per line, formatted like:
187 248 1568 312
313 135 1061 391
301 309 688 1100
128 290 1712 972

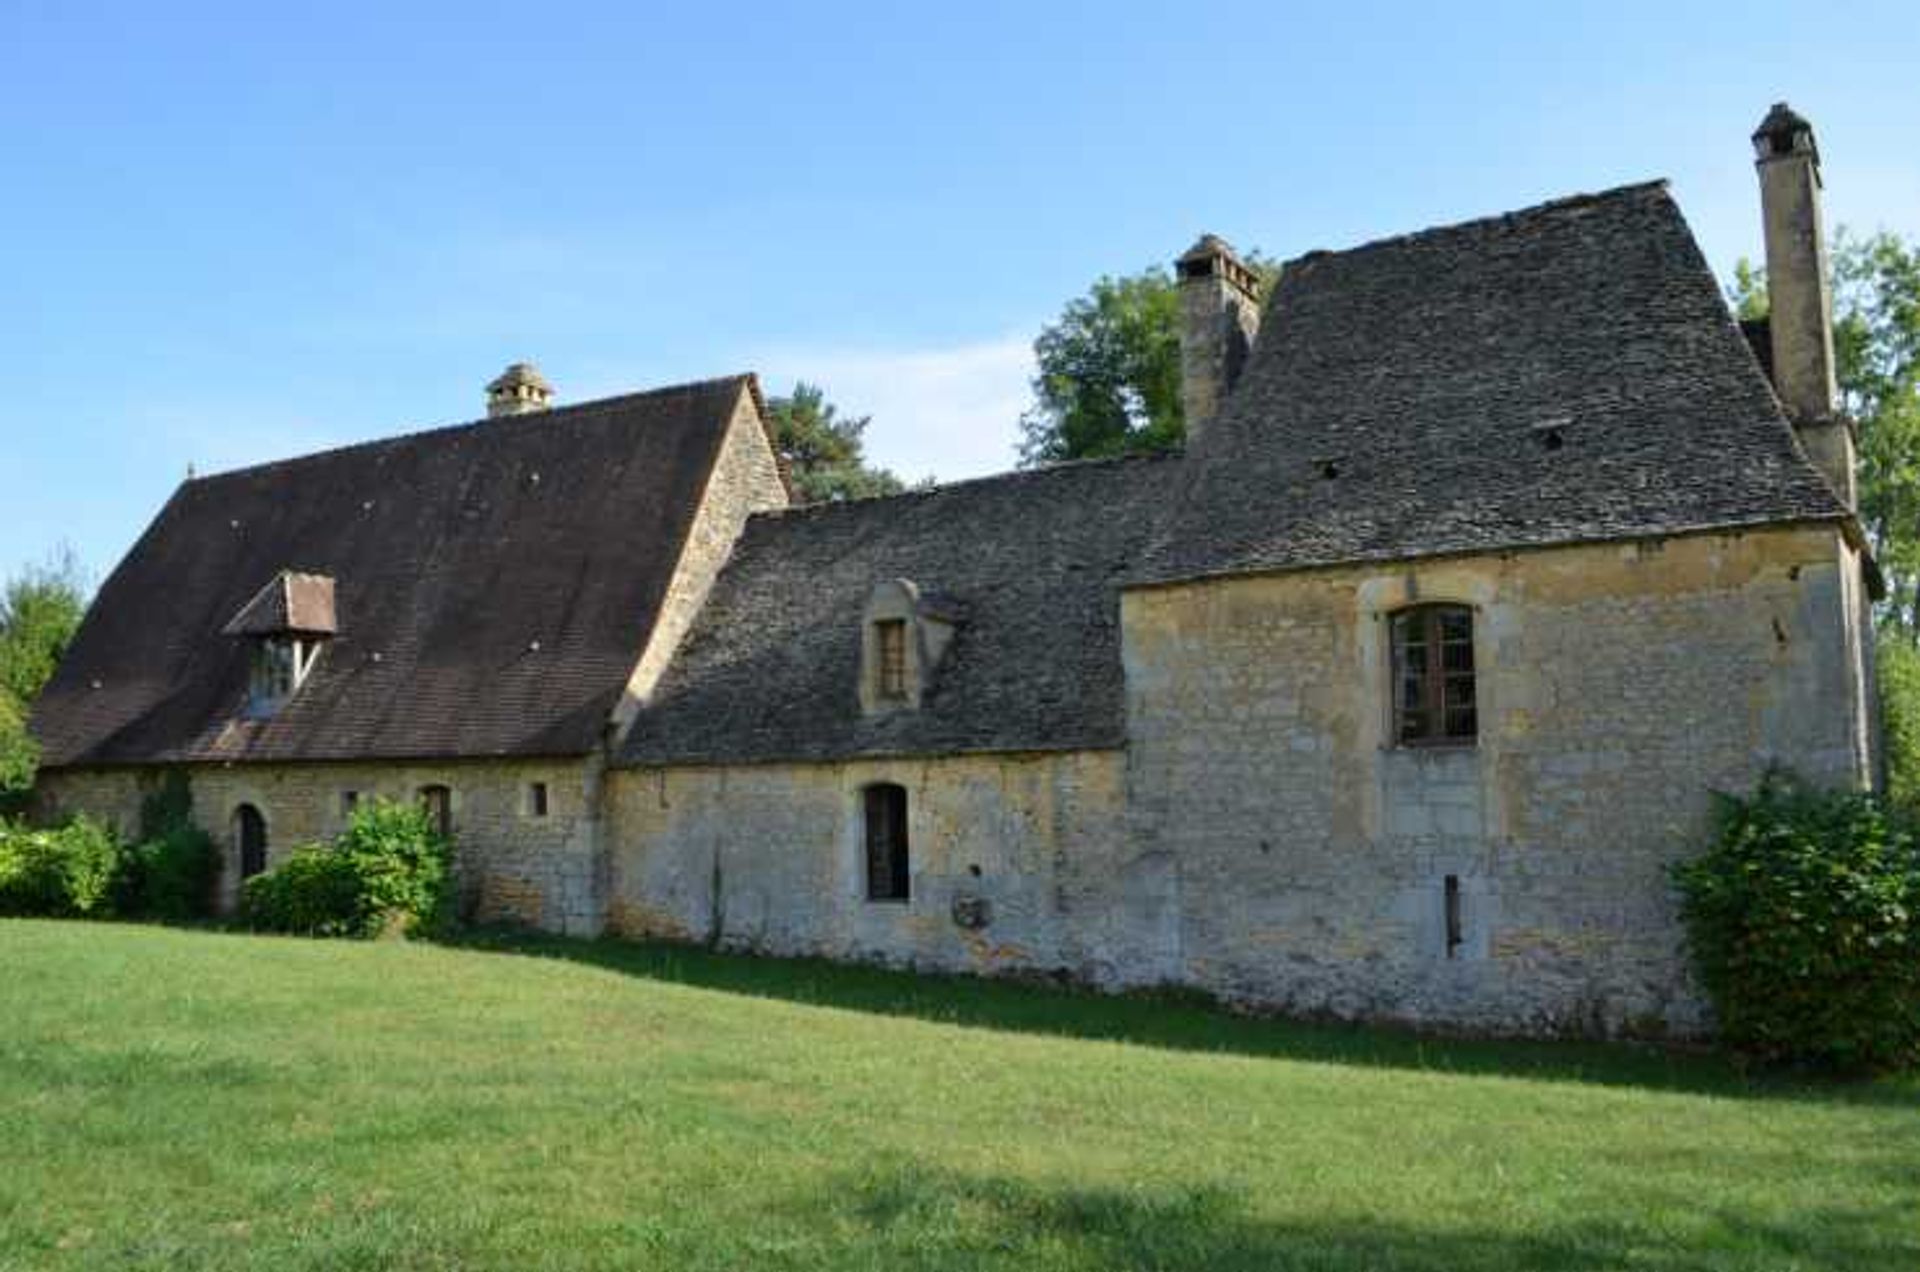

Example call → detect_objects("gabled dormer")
859 578 962 715
221 570 337 718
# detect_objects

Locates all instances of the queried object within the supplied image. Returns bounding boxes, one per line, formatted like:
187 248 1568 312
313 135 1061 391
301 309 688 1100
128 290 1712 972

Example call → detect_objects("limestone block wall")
611 386 788 738
604 751 1137 980
1122 525 1876 1037
34 756 603 933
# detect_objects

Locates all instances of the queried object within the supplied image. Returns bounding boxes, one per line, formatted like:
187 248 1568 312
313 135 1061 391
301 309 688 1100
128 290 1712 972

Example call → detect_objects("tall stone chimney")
1753 102 1855 505
486 361 553 418
1177 234 1262 447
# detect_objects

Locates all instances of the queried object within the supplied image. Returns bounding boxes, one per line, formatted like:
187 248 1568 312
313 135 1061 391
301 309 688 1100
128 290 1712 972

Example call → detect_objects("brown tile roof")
34 375 756 767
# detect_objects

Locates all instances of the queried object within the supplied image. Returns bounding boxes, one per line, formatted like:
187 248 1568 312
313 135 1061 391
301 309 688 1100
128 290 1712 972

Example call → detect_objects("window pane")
1442 640 1474 672
1398 709 1429 743
1438 609 1472 643
1444 676 1475 708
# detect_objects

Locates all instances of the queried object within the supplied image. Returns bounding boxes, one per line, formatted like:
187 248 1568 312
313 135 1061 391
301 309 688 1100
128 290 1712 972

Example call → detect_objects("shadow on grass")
442 929 1918 1106
810 1160 1918 1272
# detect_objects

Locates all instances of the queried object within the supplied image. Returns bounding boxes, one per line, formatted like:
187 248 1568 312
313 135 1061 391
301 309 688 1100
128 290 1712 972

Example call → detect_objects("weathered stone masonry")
29 107 1881 1042
37 758 602 931
1122 527 1868 1033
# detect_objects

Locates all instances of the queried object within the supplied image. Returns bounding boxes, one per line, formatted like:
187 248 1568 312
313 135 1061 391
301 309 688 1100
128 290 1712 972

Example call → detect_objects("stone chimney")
1753 102 1854 506
1177 234 1262 447
486 361 553 418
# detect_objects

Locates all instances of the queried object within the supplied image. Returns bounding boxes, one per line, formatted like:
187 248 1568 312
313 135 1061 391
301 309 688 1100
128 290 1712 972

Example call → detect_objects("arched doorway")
234 804 268 880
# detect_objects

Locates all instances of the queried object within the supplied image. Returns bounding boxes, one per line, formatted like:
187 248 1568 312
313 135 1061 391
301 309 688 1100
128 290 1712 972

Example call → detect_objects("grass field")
2 921 1916 1271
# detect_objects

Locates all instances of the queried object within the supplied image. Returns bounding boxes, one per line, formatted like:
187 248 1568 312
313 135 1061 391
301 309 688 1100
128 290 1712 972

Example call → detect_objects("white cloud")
753 334 1036 484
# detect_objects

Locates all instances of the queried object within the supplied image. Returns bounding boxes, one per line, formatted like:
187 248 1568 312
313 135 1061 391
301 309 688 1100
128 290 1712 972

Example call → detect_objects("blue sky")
5 1 1917 585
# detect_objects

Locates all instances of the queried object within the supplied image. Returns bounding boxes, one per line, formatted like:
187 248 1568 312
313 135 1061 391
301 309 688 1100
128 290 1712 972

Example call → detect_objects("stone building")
31 105 1878 1036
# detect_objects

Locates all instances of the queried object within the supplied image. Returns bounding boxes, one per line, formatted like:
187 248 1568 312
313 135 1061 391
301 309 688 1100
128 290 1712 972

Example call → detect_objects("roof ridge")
754 449 1184 523
183 373 754 486
1281 179 1671 271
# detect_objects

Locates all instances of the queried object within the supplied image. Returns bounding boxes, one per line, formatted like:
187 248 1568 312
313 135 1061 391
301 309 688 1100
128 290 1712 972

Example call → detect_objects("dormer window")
248 637 321 716
876 620 908 701
222 570 338 720
860 579 963 716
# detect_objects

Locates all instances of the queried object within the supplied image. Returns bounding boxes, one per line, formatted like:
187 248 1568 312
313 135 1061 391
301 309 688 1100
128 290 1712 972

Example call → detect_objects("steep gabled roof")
1143 182 1847 583
618 454 1174 767
34 376 757 767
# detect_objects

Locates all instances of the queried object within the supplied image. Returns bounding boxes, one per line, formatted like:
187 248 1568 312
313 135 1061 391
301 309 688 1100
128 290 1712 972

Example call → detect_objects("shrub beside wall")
244 799 451 938
0 816 120 917
1674 773 1920 1072
111 771 219 921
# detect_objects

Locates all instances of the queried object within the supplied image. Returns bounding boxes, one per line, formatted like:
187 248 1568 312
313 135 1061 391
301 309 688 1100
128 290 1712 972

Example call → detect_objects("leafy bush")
243 798 451 938
1878 632 1920 811
242 847 367 936
1673 772 1920 1072
112 771 219 922
0 815 120 917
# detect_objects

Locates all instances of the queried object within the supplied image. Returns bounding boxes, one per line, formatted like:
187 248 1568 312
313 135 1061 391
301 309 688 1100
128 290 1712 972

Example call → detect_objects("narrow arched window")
863 783 910 902
1390 605 1477 745
418 785 452 839
234 804 269 879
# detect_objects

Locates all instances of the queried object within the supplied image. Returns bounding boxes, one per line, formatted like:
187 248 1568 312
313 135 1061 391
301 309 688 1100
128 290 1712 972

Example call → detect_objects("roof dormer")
222 571 336 718
859 578 962 716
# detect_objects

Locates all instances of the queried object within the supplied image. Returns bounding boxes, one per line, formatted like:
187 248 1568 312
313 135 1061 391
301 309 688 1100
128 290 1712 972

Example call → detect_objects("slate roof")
1142 182 1848 584
618 454 1174 767
34 376 756 768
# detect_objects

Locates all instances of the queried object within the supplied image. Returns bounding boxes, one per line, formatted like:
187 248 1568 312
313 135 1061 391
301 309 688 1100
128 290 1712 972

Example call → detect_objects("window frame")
527 781 550 819
234 804 269 880
418 785 452 839
875 619 909 702
1389 604 1478 748
862 783 910 903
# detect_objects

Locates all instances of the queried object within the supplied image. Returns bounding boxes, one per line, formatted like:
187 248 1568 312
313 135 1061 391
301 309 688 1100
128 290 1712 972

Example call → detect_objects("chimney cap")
1752 101 1819 165
1176 233 1260 299
487 361 552 394
486 361 554 417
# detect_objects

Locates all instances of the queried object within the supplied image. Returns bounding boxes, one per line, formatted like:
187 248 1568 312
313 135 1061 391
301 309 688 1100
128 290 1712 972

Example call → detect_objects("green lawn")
2 922 1915 1271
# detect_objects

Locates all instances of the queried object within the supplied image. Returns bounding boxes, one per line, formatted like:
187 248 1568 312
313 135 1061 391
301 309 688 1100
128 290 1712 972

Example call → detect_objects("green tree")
1729 231 1920 633
0 548 89 805
1018 256 1278 466
1018 268 1187 465
765 382 905 504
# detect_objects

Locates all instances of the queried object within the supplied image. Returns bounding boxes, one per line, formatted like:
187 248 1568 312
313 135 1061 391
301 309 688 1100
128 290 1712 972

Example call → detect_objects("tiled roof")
34 376 755 767
1141 182 1847 583
618 454 1174 767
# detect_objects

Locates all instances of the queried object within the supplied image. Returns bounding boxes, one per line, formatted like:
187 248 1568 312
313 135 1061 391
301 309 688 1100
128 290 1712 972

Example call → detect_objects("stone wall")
611 386 788 738
603 751 1142 981
1122 525 1875 1036
35 756 602 933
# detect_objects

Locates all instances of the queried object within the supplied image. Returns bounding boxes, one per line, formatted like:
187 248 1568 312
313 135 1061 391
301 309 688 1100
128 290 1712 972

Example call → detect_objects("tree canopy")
1017 256 1276 467
764 382 905 505
0 549 88 806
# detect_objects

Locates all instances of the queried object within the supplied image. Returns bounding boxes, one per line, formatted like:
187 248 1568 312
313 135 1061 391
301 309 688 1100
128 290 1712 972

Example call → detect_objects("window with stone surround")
863 783 910 902
1390 605 1477 746
526 782 550 818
